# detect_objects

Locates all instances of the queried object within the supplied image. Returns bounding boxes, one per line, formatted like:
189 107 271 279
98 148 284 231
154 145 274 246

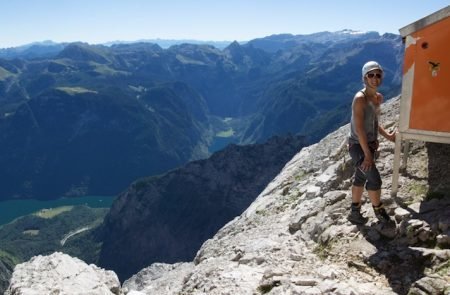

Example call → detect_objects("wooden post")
391 133 402 196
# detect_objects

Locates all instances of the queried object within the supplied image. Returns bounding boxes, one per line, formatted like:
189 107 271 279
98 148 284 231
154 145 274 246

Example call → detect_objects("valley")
0 195 115 225
0 30 403 200
0 204 109 291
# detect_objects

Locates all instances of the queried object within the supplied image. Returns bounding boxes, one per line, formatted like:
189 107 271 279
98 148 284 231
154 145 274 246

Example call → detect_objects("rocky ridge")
6 96 450 294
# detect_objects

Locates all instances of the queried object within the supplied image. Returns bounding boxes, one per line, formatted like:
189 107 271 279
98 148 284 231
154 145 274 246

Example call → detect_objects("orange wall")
405 16 450 133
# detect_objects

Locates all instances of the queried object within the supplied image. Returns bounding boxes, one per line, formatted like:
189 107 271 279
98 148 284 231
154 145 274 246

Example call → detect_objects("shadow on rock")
352 142 450 294
355 196 450 294
355 222 427 295
427 142 450 196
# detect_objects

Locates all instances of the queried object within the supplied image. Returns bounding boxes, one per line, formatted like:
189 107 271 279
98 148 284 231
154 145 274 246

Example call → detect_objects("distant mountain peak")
57 42 110 63
224 40 242 51
336 29 367 35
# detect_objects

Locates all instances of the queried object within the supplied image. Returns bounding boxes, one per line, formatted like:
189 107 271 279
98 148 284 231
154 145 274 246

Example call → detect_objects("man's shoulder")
354 89 366 99
353 93 366 105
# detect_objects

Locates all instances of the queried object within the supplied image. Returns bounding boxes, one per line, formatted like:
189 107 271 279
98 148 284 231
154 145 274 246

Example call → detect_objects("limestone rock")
123 262 192 295
408 275 449 295
5 252 121 295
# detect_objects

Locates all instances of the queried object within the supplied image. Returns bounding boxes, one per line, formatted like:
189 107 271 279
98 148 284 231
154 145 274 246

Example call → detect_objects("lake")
0 196 116 225
209 135 237 153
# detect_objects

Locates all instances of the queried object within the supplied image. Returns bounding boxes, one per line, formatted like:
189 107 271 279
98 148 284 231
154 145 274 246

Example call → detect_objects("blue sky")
1 0 448 48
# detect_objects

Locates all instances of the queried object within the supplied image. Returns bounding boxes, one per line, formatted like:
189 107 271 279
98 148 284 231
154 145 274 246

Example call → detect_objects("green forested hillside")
0 205 107 292
0 32 403 199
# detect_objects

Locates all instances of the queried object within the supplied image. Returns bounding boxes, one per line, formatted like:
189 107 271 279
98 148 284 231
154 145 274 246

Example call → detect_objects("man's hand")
379 126 397 143
360 154 374 171
386 131 396 143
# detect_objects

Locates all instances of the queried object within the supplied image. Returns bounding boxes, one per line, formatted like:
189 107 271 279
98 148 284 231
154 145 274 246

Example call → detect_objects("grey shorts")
348 142 382 190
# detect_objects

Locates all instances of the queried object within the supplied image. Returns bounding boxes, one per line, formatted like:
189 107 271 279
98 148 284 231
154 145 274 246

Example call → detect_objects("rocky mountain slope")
6 96 450 294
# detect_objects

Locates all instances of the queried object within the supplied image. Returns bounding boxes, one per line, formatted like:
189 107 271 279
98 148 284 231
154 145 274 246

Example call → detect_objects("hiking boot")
347 209 368 225
373 204 392 224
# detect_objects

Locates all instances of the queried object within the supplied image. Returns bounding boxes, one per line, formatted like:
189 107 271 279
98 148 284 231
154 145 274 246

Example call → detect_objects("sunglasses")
366 73 382 79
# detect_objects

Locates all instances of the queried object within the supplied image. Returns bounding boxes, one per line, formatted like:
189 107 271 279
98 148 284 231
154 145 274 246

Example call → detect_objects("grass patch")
313 241 332 260
92 63 129 76
295 170 308 182
0 249 21 265
406 182 428 197
129 85 146 92
34 206 73 219
216 128 235 138
283 193 300 209
436 260 450 277
175 54 205 65
23 229 39 236
56 86 98 95
0 66 15 80
255 209 267 216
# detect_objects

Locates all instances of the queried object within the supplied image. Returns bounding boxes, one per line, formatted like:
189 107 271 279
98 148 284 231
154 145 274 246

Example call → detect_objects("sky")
1 0 449 48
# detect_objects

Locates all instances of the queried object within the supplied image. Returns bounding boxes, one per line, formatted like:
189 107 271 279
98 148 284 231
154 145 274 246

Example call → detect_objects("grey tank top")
349 90 380 144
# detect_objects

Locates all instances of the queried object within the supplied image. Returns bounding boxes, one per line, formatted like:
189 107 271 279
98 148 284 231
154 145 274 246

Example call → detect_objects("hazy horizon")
1 1 448 49
0 29 381 50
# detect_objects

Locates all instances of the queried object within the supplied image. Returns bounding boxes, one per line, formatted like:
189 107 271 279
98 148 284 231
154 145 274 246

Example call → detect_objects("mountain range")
0 31 403 199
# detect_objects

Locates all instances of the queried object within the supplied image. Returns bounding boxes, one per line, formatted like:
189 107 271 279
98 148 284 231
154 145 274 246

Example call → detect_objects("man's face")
365 69 383 87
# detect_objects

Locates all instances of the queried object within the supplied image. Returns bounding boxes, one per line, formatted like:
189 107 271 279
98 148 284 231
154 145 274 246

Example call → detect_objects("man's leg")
348 144 369 224
368 189 392 223
348 184 368 224
352 185 364 204
367 189 381 205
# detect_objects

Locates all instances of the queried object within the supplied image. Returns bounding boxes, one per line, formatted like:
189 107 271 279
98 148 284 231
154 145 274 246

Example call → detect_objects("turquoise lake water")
0 196 116 225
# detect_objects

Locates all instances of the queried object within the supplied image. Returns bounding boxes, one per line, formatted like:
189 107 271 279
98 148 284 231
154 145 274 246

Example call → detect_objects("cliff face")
98 135 307 280
7 96 450 294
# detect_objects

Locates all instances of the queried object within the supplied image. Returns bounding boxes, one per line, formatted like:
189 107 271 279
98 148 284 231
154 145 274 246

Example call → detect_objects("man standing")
347 61 396 225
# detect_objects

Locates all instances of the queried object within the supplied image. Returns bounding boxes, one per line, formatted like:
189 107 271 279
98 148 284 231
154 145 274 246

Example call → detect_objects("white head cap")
362 61 383 78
